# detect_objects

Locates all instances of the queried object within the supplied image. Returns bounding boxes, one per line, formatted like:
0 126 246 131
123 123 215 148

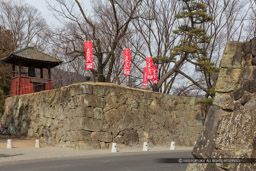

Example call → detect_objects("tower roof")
1 47 62 68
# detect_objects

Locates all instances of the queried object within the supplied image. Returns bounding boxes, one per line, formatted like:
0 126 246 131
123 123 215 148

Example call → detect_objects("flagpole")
129 55 131 87
127 75 129 87
129 75 131 87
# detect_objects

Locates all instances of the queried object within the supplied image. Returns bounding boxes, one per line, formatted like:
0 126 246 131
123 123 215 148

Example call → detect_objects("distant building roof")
1 47 62 68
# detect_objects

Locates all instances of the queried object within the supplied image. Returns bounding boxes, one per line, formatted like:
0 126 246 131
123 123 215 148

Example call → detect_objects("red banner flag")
123 49 131 76
153 65 158 84
146 57 153 80
143 67 148 86
84 41 93 70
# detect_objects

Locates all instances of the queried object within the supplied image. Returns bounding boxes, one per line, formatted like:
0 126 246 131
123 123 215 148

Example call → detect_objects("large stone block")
232 88 244 101
104 108 122 123
126 98 138 109
252 58 256 66
83 118 104 132
253 69 256 79
243 41 251 54
70 117 86 131
149 99 162 114
71 105 87 117
242 67 253 80
113 129 139 146
220 41 243 68
243 80 256 93
93 107 104 119
251 37 256 56
240 92 251 105
103 103 119 113
93 85 107 97
215 68 241 92
85 95 105 108
105 93 118 107
79 84 93 95
244 53 253 66
91 132 112 142
67 84 93 96
192 105 227 158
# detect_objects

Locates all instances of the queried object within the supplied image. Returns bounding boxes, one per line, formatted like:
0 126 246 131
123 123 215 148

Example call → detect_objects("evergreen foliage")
195 97 213 105
0 88 5 115
0 27 14 117
171 0 218 99
0 62 11 117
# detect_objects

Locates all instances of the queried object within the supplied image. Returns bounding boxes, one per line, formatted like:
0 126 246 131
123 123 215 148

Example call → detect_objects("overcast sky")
23 0 92 26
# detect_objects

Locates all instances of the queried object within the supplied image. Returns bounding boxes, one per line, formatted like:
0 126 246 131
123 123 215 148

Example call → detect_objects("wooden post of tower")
12 64 15 77
48 66 51 79
40 68 43 78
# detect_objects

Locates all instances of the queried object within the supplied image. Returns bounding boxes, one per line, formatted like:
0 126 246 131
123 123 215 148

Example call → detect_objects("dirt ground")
0 136 53 148
0 135 193 163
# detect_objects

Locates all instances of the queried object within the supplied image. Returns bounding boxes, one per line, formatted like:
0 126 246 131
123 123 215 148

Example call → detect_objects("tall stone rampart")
2 82 203 149
187 38 256 170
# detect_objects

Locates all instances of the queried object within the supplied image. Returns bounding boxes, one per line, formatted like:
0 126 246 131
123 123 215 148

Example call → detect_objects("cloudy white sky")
23 0 92 26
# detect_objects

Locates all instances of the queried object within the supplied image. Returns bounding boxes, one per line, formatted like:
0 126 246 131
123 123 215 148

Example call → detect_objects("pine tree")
0 27 14 117
0 88 5 116
171 0 218 99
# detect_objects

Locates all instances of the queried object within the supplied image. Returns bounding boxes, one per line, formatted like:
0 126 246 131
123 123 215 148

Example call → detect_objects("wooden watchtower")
1 47 62 96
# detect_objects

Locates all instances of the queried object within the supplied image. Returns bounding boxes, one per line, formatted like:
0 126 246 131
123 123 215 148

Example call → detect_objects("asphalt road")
0 150 193 171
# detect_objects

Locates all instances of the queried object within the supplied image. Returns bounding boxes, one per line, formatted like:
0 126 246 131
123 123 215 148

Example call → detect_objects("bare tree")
0 0 50 50
48 0 254 96
129 0 180 93
47 0 143 84
246 0 256 38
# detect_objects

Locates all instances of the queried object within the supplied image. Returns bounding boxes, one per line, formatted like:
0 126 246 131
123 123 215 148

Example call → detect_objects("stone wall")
1 82 203 149
187 38 256 170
